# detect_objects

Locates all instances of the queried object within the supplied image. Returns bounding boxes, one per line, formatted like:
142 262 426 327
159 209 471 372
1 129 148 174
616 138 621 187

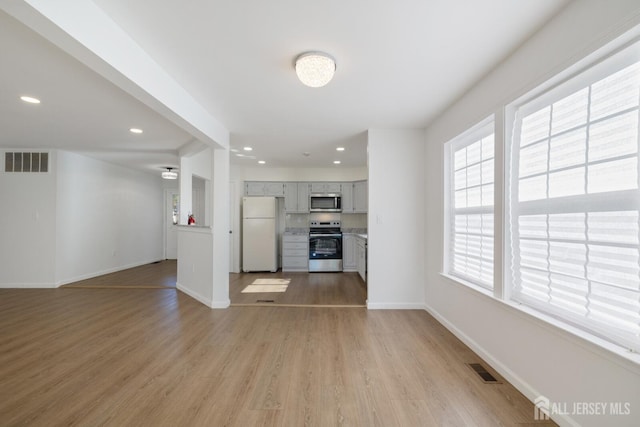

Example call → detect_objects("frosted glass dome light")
295 52 336 88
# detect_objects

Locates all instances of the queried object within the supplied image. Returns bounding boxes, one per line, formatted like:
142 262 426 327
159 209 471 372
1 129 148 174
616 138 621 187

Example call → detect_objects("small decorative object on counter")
188 214 196 225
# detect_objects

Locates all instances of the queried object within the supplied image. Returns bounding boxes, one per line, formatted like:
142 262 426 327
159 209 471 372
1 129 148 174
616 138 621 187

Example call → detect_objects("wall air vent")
4 152 49 173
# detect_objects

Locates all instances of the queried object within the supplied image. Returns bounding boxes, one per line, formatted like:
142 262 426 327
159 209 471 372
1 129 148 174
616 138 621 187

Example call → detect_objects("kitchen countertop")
343 231 367 240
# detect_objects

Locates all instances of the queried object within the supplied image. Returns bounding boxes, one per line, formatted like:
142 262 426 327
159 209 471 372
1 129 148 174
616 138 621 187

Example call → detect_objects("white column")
211 146 230 308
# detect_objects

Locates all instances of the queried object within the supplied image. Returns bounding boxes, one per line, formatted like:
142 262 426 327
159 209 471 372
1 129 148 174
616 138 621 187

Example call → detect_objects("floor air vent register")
467 363 501 383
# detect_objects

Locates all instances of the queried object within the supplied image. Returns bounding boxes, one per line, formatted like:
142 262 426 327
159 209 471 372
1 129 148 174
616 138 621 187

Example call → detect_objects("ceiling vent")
4 152 49 173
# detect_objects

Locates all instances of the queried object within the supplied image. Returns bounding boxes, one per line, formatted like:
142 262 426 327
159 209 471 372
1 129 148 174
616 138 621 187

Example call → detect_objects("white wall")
424 2 640 426
0 151 57 287
179 146 212 225
176 146 229 308
367 129 425 309
177 226 213 306
1 150 165 288
211 147 230 307
55 151 163 285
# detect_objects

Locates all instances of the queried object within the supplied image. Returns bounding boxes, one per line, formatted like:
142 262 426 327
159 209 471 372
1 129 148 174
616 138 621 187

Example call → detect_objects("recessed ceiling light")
258 160 266 164
236 153 245 157
333 160 341 165
243 146 253 151
230 148 239 153
336 147 345 151
129 128 143 134
20 96 40 104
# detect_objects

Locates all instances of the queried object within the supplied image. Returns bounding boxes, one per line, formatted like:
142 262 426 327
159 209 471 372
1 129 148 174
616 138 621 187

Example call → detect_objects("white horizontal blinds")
451 125 495 288
511 53 640 351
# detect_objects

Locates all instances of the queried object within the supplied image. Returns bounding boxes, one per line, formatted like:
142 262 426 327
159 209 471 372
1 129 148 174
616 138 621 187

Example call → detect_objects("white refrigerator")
242 196 278 272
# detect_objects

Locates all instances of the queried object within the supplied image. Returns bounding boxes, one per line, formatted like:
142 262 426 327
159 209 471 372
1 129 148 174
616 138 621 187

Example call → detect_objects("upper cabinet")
245 182 285 197
284 183 298 212
353 180 368 213
283 182 309 213
245 180 366 213
297 183 309 212
309 182 341 193
341 182 354 212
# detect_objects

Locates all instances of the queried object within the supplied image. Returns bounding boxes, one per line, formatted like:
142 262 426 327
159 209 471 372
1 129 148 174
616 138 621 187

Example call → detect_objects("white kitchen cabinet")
309 182 342 193
297 183 309 212
341 182 354 213
245 181 266 196
342 234 357 271
245 181 285 197
284 183 298 212
353 180 368 213
264 182 285 197
356 237 367 282
284 182 310 213
283 234 309 271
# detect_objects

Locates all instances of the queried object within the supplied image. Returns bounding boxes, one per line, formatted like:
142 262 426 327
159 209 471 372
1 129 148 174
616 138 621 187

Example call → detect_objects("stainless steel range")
309 220 343 272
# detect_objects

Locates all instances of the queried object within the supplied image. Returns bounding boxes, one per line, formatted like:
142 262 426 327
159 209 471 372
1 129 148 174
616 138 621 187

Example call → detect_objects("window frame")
444 115 496 291
505 38 640 353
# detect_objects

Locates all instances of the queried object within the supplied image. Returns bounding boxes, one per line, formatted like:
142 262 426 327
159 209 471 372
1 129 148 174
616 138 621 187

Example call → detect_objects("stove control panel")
309 220 341 228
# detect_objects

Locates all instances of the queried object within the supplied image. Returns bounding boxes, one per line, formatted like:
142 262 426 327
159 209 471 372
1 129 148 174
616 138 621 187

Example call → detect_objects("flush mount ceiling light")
295 51 336 88
162 167 178 180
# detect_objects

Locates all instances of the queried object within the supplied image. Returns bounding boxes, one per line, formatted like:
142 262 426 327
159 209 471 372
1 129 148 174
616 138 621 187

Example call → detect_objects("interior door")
165 190 179 259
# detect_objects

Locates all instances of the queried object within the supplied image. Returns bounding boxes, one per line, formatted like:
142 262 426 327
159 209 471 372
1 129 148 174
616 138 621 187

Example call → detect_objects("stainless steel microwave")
309 193 342 212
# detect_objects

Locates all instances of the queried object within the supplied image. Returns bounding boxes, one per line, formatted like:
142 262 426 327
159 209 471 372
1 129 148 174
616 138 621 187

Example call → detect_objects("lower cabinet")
342 235 357 272
283 234 308 272
357 238 367 282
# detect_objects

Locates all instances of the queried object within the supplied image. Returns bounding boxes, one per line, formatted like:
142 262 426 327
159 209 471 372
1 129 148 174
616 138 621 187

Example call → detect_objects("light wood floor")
229 271 367 306
0 287 556 426
62 260 177 289
63 261 367 306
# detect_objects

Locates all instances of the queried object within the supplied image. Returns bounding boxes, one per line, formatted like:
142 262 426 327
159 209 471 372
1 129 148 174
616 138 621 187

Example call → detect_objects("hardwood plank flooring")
229 271 367 306
63 262 365 307
62 260 177 289
0 288 557 426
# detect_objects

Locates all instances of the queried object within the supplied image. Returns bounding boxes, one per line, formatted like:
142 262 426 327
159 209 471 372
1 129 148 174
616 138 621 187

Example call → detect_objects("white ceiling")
0 0 570 173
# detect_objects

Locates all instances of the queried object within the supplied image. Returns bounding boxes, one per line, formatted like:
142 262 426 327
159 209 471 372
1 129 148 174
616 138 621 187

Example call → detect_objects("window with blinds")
509 41 640 352
447 118 495 289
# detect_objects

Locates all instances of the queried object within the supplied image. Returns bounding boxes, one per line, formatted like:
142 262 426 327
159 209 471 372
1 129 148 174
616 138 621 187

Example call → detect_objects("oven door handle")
309 233 343 238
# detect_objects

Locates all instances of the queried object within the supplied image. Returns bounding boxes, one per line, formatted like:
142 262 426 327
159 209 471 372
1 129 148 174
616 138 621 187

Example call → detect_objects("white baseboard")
176 282 213 307
423 303 578 427
55 259 164 287
0 282 57 289
367 302 427 310
211 299 230 309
